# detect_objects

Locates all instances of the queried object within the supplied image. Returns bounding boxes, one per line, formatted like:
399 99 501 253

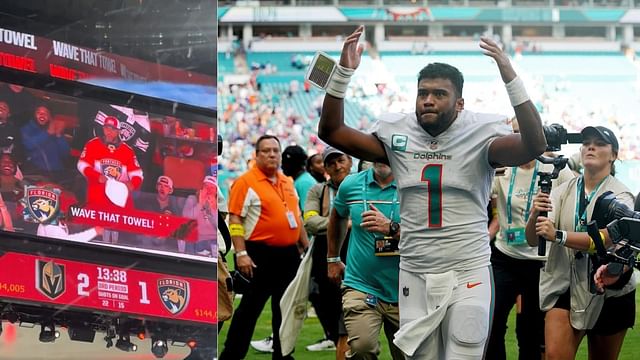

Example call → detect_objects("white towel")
105 178 128 208
393 271 457 357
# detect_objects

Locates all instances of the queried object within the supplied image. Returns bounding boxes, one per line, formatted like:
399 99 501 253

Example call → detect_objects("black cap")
581 126 619 153
322 146 345 164
282 145 308 165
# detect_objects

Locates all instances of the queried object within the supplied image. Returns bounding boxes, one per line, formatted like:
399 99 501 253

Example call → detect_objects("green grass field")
218 261 640 359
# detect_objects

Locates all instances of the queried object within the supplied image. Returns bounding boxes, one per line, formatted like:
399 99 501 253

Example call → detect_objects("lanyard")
362 172 398 221
271 179 290 211
574 175 608 230
506 162 538 224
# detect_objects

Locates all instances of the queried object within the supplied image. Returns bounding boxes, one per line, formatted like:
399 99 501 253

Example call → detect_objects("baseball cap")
203 175 216 186
103 116 120 129
322 146 345 164
282 145 308 164
157 175 174 189
581 126 619 153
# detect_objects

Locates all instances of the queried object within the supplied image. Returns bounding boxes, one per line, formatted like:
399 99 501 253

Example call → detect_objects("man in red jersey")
77 116 143 209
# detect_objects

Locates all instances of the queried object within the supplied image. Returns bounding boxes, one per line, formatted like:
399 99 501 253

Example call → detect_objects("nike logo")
466 282 482 289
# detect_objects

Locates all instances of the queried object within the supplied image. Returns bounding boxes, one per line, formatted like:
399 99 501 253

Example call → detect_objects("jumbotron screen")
0 79 217 260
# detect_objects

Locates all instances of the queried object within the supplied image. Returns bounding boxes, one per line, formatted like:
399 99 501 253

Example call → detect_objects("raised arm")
318 26 387 163
480 38 547 167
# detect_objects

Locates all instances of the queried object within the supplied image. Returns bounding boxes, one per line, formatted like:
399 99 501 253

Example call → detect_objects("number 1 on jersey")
421 164 443 228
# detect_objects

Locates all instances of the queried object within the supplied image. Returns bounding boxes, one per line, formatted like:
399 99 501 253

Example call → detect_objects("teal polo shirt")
333 168 400 304
294 171 317 210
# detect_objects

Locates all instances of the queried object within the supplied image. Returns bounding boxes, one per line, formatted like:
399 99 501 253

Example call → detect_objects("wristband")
304 210 319 221
229 223 245 237
505 76 530 107
555 230 567 246
325 65 354 99
236 250 248 257
327 256 341 263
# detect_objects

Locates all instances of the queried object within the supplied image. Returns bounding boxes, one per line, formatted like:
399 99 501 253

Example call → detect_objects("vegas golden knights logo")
158 278 190 315
36 260 66 299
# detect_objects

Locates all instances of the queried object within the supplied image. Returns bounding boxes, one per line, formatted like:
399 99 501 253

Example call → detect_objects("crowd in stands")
218 51 640 198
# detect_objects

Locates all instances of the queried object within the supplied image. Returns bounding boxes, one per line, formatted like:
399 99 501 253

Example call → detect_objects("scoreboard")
0 27 214 86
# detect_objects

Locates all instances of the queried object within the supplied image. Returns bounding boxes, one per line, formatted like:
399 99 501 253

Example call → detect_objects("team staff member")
327 162 404 360
307 153 328 183
318 26 546 358
282 145 317 211
77 116 143 208
303 146 353 354
220 135 309 360
486 118 574 360
526 126 636 360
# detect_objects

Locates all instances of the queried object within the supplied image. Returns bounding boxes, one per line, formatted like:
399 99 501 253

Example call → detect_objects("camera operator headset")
525 126 636 360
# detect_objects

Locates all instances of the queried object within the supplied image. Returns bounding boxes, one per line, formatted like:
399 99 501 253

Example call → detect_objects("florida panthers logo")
100 159 123 180
158 279 190 315
119 122 135 142
102 165 122 179
24 186 60 224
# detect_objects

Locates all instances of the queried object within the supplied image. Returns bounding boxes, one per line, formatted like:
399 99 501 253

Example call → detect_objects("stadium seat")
163 156 206 191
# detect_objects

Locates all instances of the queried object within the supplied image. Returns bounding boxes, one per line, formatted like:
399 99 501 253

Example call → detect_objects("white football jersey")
373 110 511 273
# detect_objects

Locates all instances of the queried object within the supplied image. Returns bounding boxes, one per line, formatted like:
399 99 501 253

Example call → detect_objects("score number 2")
77 273 90 296
421 164 443 228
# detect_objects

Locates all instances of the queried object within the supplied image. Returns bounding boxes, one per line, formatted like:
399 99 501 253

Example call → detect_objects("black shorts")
554 289 636 336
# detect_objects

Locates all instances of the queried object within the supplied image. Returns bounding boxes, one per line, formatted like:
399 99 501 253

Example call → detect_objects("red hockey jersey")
77 137 143 208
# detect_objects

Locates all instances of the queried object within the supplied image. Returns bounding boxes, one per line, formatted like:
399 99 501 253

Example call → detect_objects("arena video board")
0 79 217 261
0 27 216 110
0 251 217 324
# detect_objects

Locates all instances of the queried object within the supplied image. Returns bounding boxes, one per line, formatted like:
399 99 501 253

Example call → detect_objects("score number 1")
138 281 150 304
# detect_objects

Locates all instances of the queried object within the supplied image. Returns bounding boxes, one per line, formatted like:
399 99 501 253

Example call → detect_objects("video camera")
535 123 582 256
542 123 583 152
585 191 640 293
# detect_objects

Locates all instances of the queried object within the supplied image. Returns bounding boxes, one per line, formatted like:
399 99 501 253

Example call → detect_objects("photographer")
526 126 636 360
592 191 640 295
487 118 574 360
